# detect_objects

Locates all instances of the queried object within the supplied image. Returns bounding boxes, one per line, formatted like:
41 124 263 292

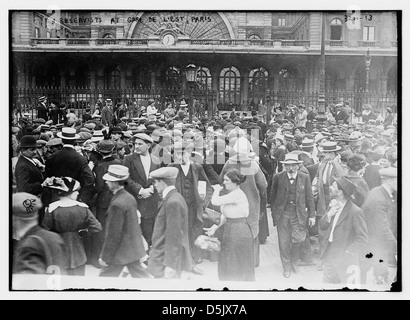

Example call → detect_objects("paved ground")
12 210 395 292
83 210 326 290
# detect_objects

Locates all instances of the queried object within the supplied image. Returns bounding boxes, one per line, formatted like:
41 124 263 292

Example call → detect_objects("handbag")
194 235 221 252
202 207 221 225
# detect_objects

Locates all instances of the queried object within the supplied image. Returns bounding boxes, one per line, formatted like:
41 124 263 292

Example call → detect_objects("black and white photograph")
4 0 406 301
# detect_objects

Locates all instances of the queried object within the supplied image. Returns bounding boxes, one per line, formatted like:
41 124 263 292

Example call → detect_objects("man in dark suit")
45 128 95 205
334 104 350 124
362 167 397 285
123 133 161 246
99 165 151 278
101 98 115 127
148 167 193 279
270 153 316 278
319 176 368 284
12 193 65 275
168 141 213 267
15 136 44 197
89 139 123 267
37 96 49 121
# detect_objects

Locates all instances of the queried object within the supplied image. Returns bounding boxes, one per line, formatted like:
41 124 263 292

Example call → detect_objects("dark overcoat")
362 186 396 262
13 225 65 274
148 189 193 277
123 153 161 219
270 171 315 227
15 156 44 196
101 188 146 265
45 146 95 204
168 162 213 223
319 199 368 262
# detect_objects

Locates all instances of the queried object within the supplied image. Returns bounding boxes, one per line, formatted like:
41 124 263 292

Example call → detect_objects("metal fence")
11 86 397 121
11 86 218 120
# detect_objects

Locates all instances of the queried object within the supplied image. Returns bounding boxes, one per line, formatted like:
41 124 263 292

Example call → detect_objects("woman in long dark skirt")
42 176 102 276
205 169 255 281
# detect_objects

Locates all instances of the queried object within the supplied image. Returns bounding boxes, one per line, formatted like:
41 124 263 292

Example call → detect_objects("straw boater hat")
280 153 303 165
301 138 315 150
57 127 80 140
102 165 130 182
318 141 342 153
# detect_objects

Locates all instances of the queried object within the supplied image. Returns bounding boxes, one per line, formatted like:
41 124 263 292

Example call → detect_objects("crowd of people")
11 96 398 287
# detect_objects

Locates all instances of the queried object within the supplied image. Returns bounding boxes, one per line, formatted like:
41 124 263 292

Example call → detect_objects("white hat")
103 165 130 182
280 153 303 164
149 167 179 180
57 127 80 140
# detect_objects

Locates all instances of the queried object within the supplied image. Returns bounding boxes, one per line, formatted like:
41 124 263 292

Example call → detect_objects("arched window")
105 65 121 89
248 34 261 40
249 67 268 104
196 66 212 90
219 67 241 106
132 67 151 89
164 66 182 89
330 18 343 40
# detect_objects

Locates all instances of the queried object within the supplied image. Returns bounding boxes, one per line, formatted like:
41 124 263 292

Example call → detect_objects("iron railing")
11 86 397 121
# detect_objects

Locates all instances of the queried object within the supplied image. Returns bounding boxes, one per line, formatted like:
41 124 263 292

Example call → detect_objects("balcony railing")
66 38 91 45
30 38 60 45
357 40 377 47
95 38 121 45
127 39 149 45
326 40 348 47
281 40 310 47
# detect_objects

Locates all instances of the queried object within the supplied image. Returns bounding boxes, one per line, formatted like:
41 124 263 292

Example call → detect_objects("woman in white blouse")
205 169 255 281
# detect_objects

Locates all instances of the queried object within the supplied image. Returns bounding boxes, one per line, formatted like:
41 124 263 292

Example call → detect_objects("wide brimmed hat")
103 165 130 182
280 153 303 164
57 127 80 140
318 141 342 153
42 176 81 193
19 135 39 148
38 96 47 103
301 138 315 149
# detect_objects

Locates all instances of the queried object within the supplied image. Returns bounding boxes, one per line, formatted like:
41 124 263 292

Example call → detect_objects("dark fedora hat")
19 135 39 148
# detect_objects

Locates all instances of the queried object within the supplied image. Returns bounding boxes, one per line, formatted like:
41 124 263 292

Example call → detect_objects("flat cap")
149 167 179 180
46 138 63 147
13 192 42 218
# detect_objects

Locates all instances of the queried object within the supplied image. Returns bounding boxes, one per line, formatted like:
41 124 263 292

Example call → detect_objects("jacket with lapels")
123 152 161 219
270 170 315 227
